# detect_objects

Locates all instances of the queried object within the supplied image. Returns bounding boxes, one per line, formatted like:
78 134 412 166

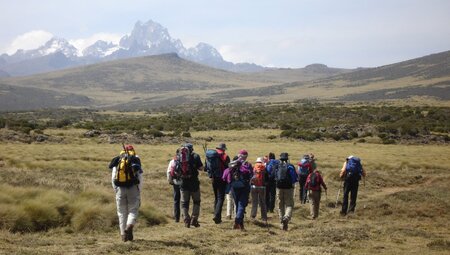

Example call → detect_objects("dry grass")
0 129 449 254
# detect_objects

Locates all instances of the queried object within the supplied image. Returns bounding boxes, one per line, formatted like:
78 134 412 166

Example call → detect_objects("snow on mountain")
82 40 119 58
1 19 265 76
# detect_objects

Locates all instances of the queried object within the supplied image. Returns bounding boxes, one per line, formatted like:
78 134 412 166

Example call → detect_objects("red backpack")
171 146 192 178
252 163 266 187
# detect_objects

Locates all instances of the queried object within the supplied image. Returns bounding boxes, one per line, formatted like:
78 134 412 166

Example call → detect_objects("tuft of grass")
139 204 168 226
70 203 116 232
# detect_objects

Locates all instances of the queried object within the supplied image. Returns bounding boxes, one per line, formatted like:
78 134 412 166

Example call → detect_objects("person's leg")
341 181 351 215
191 189 201 227
125 185 141 241
349 181 359 213
284 188 294 222
235 188 249 229
226 193 233 218
250 188 258 218
181 190 191 226
213 180 226 223
173 184 181 222
269 182 276 212
308 190 315 218
115 187 128 240
300 176 307 203
277 188 285 222
212 179 218 212
260 187 268 221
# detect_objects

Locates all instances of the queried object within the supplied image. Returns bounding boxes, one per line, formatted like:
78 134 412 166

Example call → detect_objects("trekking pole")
363 176 367 209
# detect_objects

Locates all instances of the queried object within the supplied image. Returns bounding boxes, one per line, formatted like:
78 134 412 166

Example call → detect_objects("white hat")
256 157 263 163
347 155 354 159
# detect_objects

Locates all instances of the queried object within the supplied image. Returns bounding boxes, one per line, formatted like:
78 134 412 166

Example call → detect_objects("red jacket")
305 170 327 191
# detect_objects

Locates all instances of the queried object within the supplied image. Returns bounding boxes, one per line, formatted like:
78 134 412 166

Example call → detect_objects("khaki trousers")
277 188 294 222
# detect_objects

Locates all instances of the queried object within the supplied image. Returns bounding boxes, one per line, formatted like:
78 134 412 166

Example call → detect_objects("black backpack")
275 162 292 189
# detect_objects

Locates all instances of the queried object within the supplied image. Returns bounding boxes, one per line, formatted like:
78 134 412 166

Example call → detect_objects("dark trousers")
173 184 181 221
299 175 308 203
232 186 250 224
266 180 276 212
212 178 226 221
341 179 359 214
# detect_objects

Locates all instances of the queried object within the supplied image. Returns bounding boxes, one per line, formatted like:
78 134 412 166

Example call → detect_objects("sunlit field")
0 129 449 254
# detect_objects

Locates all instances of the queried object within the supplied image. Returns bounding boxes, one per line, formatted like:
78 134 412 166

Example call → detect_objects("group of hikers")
108 143 366 242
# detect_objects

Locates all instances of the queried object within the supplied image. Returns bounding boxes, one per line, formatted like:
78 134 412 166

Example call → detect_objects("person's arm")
305 173 310 190
339 161 347 179
320 173 327 190
167 160 174 184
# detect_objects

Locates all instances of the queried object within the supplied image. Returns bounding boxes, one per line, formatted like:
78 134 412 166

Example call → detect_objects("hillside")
273 50 450 101
0 51 449 111
0 53 349 110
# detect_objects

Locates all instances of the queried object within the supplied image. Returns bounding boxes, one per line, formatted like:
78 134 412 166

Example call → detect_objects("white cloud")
69 33 122 56
5 30 53 54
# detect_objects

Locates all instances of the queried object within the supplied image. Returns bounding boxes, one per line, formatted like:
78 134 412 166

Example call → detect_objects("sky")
1 0 449 68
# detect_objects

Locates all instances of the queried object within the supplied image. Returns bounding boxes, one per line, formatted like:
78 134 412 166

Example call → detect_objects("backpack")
252 163 265 187
275 162 292 189
205 149 223 178
171 146 192 179
266 160 279 181
299 158 311 176
231 167 247 189
345 157 362 181
114 151 140 187
309 172 318 188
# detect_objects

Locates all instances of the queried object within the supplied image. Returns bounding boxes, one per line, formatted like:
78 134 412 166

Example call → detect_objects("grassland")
0 128 449 254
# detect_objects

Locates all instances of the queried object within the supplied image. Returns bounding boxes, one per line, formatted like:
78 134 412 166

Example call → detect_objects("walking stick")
363 176 367 209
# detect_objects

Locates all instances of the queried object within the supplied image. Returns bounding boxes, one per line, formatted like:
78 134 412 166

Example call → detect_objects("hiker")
305 168 327 219
275 152 297 231
167 149 181 222
265 152 279 213
297 154 313 204
170 143 204 228
205 143 230 224
223 151 253 230
309 153 317 170
226 155 239 220
108 144 142 242
340 155 366 215
250 157 268 221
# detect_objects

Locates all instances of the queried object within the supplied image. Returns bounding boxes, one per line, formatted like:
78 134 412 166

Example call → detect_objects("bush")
182 132 191 138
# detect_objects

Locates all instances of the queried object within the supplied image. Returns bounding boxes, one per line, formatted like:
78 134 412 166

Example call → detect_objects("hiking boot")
213 217 222 224
282 218 288 231
184 217 191 228
191 218 200 228
125 225 134 241
240 223 245 231
121 235 128 242
175 218 180 223
233 223 240 230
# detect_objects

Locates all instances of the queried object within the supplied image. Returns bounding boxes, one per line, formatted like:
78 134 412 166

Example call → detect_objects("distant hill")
269 50 450 101
0 50 448 111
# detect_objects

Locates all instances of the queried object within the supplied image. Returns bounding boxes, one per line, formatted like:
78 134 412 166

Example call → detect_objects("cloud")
4 30 53 54
69 33 122 56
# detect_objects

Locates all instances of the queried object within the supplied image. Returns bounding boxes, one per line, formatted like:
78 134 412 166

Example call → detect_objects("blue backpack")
266 160 279 181
345 157 362 181
205 149 223 178
299 158 311 176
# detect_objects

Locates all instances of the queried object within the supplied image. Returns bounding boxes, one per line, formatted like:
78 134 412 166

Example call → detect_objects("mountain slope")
271 50 450 101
